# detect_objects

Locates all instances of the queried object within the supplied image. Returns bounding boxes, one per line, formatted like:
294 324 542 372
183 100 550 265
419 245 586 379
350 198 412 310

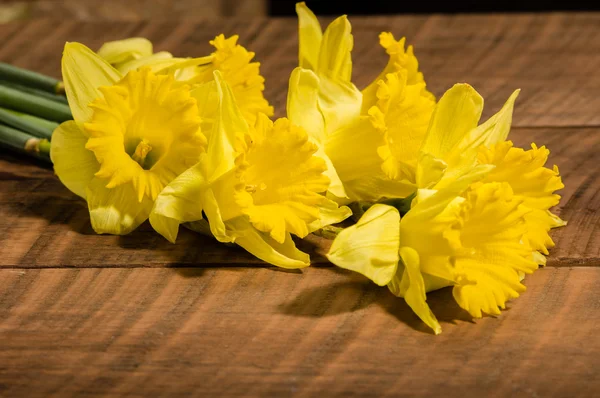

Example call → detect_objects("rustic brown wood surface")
0 13 599 397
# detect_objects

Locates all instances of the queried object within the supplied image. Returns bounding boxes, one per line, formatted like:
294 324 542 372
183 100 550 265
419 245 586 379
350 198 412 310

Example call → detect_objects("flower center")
131 140 153 169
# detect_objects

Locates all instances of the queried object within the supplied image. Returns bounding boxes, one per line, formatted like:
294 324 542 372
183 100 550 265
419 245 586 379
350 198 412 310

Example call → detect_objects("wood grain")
0 266 598 397
1 14 599 126
0 126 593 268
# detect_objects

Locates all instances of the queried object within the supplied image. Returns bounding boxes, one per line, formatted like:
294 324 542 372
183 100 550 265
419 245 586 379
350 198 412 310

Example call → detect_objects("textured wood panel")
1 14 599 126
0 127 591 268
0 267 599 397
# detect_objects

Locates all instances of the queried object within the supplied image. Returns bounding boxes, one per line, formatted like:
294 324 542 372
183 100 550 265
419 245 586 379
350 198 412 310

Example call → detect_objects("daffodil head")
234 115 330 243
52 43 207 235
369 71 436 182
84 67 206 202
192 34 274 125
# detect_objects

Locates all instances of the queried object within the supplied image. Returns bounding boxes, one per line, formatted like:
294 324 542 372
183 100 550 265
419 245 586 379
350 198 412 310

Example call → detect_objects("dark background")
269 0 600 15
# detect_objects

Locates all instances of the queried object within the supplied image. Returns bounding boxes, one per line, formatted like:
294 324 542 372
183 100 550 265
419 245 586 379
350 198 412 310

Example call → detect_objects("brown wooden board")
1 267 599 397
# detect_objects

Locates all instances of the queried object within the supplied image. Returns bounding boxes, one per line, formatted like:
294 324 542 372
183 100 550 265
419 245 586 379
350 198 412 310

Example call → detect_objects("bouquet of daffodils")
1 3 565 334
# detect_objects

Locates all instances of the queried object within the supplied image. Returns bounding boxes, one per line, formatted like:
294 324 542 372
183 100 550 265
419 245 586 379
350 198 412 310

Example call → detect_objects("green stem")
0 107 57 140
0 84 72 122
0 62 62 94
0 80 68 105
0 123 50 162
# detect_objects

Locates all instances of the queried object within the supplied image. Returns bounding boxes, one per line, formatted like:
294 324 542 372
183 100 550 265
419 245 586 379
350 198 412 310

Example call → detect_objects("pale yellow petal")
50 121 99 199
307 198 352 233
317 15 353 81
318 75 362 135
456 89 520 152
86 177 153 235
327 204 400 286
62 42 122 124
287 67 326 144
149 161 207 243
420 83 483 161
395 246 442 334
228 217 311 269
97 37 154 65
116 52 174 75
296 2 323 71
208 70 249 182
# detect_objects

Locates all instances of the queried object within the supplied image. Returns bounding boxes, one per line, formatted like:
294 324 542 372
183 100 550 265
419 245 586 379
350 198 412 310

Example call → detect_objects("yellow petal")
228 217 311 269
456 89 520 152
97 37 154 66
62 42 122 124
116 51 174 75
50 121 99 199
86 177 153 235
208 70 249 182
317 15 353 81
327 204 400 286
318 75 362 136
287 67 326 144
420 83 483 161
415 152 447 189
307 198 352 233
149 161 207 243
394 246 442 334
296 2 323 71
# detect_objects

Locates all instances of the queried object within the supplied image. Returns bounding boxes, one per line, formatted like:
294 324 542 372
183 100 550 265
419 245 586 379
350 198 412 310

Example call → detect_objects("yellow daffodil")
414 83 565 260
287 67 435 202
97 34 273 125
361 32 434 112
292 2 435 202
328 177 537 334
51 42 207 235
149 72 350 268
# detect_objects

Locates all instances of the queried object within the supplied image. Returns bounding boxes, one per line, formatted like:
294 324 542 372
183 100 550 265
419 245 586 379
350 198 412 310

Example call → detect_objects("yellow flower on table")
328 180 537 335
51 42 207 235
97 34 273 126
149 72 350 269
290 2 435 202
326 83 566 334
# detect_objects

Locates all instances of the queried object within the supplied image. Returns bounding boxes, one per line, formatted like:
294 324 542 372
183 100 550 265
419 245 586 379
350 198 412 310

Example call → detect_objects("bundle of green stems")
0 63 72 163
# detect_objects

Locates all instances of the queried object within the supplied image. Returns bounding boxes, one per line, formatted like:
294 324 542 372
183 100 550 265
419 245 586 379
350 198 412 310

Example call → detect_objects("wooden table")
1 13 599 397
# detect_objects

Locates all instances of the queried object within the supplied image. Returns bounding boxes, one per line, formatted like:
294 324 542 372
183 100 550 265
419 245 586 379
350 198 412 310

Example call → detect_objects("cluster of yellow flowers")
51 2 565 334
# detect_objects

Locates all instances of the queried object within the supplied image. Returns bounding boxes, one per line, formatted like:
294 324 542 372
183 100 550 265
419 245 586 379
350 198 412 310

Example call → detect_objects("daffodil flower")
51 42 207 235
291 3 435 202
414 83 565 259
149 72 350 269
328 177 538 335
97 34 273 126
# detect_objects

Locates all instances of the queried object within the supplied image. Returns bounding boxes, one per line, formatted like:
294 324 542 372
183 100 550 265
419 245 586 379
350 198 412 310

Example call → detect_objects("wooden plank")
1 14 599 126
0 126 594 268
0 266 598 397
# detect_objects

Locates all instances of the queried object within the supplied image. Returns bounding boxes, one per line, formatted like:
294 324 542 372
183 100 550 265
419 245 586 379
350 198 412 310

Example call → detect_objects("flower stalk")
0 84 72 122
0 62 64 94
